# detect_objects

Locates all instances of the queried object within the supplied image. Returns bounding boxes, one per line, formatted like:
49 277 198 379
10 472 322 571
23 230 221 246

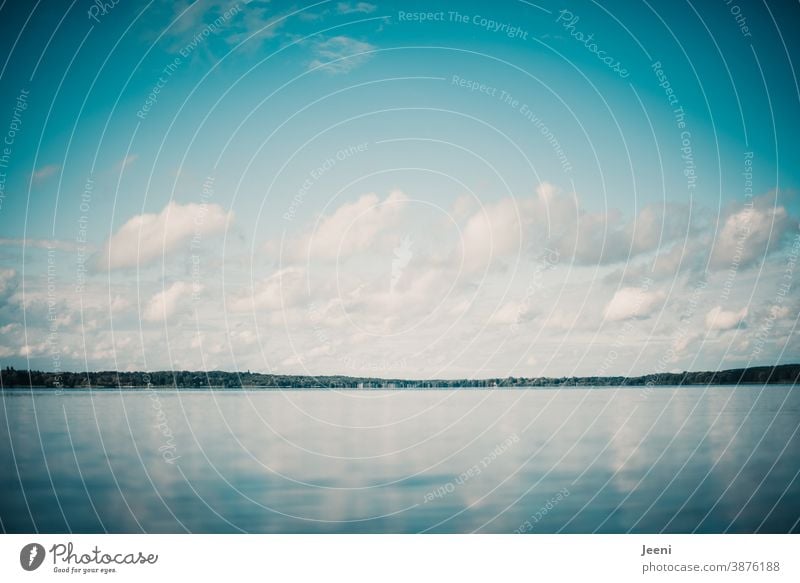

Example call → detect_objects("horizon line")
2 363 798 384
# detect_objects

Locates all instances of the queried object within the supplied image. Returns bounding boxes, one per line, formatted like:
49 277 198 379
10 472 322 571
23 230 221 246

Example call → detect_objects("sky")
0 0 798 378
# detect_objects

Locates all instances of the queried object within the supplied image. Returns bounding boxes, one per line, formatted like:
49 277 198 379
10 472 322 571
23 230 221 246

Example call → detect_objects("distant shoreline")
2 364 798 389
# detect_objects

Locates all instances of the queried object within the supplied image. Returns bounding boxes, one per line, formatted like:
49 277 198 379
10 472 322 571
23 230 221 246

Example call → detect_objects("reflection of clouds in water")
700 389 800 531
2 388 798 532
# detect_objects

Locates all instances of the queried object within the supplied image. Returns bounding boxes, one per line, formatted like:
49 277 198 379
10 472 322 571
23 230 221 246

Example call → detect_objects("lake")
1 385 798 533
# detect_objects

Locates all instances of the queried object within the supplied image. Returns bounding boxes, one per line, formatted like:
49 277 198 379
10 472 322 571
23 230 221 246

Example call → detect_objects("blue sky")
0 0 798 377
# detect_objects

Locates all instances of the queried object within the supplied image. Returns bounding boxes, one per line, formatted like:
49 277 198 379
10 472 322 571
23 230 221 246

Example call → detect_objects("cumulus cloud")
338 267 452 332
460 196 526 273
603 286 665 321
13 178 791 376
609 240 702 284
606 192 797 283
768 305 791 320
286 190 408 261
281 183 696 279
93 201 232 271
109 294 131 313
0 268 18 303
709 194 791 270
490 301 531 326
671 331 702 355
143 281 195 322
229 267 307 312
457 183 689 272
705 306 747 331
309 35 376 74
535 184 688 266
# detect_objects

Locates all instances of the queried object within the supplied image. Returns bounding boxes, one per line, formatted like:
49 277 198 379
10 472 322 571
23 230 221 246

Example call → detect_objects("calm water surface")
1 385 798 533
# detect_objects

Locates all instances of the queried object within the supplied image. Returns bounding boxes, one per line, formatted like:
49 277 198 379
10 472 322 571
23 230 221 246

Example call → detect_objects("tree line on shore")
1 364 798 389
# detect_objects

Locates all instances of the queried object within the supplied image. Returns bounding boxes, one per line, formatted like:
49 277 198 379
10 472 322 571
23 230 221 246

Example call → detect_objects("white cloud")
671 332 701 355
460 196 526 273
7 177 797 378
709 194 791 270
143 281 195 322
167 0 252 47
456 183 689 272
0 238 89 252
94 201 232 271
116 154 138 171
448 297 472 315
19 344 35 357
538 185 687 266
110 295 131 313
286 190 408 261
610 193 795 283
336 2 376 14
0 268 17 300
769 305 791 320
223 2 286 49
31 164 59 184
339 267 452 332
229 267 307 313
490 301 531 326
541 309 578 331
452 194 477 219
309 35 376 74
705 306 747 331
278 182 697 283
603 287 665 321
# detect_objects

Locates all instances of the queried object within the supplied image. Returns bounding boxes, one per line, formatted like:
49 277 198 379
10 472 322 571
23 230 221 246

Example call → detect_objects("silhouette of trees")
2 364 798 389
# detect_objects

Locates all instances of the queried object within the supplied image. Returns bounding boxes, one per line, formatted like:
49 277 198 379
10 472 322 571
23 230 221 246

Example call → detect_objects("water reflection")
1 386 798 532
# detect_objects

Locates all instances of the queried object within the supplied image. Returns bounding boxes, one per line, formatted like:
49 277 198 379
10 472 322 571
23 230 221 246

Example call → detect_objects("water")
1 385 798 533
